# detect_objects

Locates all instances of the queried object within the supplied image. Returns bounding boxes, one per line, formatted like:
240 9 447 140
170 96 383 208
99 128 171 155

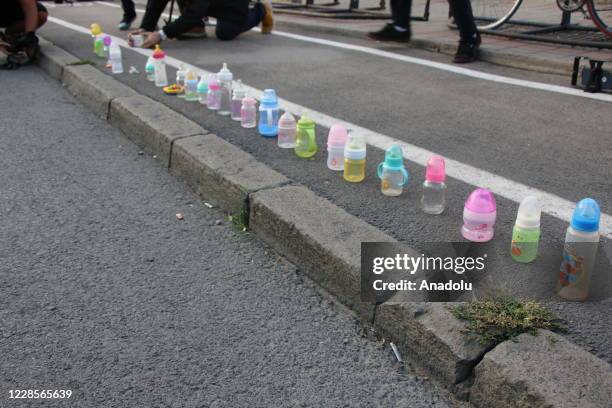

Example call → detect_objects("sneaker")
118 16 136 31
177 26 208 39
367 23 411 42
453 35 481 64
261 0 274 34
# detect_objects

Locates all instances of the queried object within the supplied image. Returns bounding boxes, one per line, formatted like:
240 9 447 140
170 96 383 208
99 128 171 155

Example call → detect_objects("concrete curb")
109 95 205 166
170 134 289 217
273 17 574 76
62 65 139 119
38 38 80 80
35 40 611 407
470 330 612 408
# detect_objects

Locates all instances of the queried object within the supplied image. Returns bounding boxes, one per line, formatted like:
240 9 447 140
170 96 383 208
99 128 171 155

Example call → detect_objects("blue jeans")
215 2 265 41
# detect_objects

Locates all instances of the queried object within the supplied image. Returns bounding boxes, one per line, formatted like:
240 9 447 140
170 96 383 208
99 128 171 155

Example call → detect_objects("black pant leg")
390 0 412 29
449 0 478 40
215 4 265 41
121 0 136 20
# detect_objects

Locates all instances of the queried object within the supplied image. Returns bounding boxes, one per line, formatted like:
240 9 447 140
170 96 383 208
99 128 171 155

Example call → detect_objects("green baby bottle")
294 112 317 159
511 196 541 263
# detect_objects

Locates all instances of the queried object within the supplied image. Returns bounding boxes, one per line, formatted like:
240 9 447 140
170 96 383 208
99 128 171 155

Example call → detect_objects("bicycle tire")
470 0 524 30
587 0 612 37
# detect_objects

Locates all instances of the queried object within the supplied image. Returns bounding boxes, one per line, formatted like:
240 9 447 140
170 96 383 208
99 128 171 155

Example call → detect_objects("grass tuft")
450 297 565 345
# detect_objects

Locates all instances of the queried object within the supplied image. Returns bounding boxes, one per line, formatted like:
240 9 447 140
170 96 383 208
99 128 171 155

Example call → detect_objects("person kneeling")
0 0 48 69
131 0 274 49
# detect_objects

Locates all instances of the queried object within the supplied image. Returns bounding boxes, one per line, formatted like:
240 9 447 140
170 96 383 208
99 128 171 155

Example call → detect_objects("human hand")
141 31 162 49
127 28 146 47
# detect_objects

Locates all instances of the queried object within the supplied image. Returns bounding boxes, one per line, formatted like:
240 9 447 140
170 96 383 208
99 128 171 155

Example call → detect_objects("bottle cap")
90 23 102 36
242 95 257 106
177 64 186 76
297 112 315 129
278 111 296 128
464 188 496 214
327 124 348 148
152 44 165 59
260 89 278 107
217 62 233 81
570 198 600 232
197 75 208 92
232 79 247 99
344 133 366 160
185 69 197 81
515 196 541 229
208 76 221 91
381 144 405 170
425 156 445 183
103 35 112 46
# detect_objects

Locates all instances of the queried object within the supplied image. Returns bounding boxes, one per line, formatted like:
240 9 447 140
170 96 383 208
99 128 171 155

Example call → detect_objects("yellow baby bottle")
343 133 366 183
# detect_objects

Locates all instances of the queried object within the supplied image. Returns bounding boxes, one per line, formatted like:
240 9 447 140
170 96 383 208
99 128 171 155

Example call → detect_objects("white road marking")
95 0 612 103
45 15 612 239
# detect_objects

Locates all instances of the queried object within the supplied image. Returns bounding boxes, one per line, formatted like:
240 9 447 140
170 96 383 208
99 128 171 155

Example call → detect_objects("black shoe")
367 23 411 43
118 15 137 31
453 35 481 64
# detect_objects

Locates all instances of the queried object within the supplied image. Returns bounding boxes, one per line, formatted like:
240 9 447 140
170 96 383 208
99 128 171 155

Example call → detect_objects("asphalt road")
0 66 458 407
34 2 612 363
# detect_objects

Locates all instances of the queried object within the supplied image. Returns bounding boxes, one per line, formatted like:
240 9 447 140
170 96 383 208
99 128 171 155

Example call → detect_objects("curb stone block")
36 38 80 80
470 330 612 408
374 302 491 385
249 185 394 321
61 65 138 119
170 134 289 217
109 96 205 166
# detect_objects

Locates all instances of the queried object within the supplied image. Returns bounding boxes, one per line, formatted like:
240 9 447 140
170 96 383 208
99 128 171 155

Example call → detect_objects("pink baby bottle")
461 188 497 242
326 125 348 171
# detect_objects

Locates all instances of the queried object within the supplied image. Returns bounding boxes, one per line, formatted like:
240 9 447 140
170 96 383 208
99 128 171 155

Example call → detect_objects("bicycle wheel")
587 0 612 37
470 0 524 30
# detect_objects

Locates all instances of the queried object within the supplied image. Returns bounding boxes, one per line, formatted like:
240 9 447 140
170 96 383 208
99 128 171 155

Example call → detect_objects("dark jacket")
140 0 249 39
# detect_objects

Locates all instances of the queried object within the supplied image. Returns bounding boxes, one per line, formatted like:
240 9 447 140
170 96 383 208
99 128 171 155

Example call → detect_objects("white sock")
393 25 409 32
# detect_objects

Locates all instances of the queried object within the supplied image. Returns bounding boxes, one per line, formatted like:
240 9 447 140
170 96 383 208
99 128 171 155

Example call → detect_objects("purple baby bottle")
461 188 497 242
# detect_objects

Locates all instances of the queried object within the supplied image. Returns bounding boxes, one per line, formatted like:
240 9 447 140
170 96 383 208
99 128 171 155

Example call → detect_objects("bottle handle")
401 168 409 186
377 163 384 179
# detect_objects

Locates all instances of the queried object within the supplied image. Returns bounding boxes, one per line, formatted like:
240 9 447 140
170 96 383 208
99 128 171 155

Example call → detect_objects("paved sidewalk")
0 66 453 407
272 0 612 73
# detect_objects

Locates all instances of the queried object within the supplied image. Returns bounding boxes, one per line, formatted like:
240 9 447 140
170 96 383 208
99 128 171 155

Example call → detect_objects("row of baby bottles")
140 54 602 302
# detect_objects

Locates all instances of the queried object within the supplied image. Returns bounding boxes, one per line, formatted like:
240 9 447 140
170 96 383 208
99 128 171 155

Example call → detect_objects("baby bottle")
231 80 246 121
343 133 367 183
207 76 222 110
152 45 168 87
197 74 208 104
217 63 233 116
240 95 257 128
510 196 541 263
184 69 199 102
109 42 123 75
461 188 496 242
421 156 447 214
175 64 187 98
326 125 348 171
145 55 155 82
557 198 600 301
277 111 297 148
377 144 408 196
294 113 317 158
258 89 279 137
103 36 112 68
90 23 102 56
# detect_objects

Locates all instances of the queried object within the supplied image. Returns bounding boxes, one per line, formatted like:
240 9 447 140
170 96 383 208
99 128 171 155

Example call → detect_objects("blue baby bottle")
258 89 279 137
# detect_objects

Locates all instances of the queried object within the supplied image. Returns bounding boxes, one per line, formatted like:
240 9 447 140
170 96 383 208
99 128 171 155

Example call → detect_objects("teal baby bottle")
377 144 408 196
